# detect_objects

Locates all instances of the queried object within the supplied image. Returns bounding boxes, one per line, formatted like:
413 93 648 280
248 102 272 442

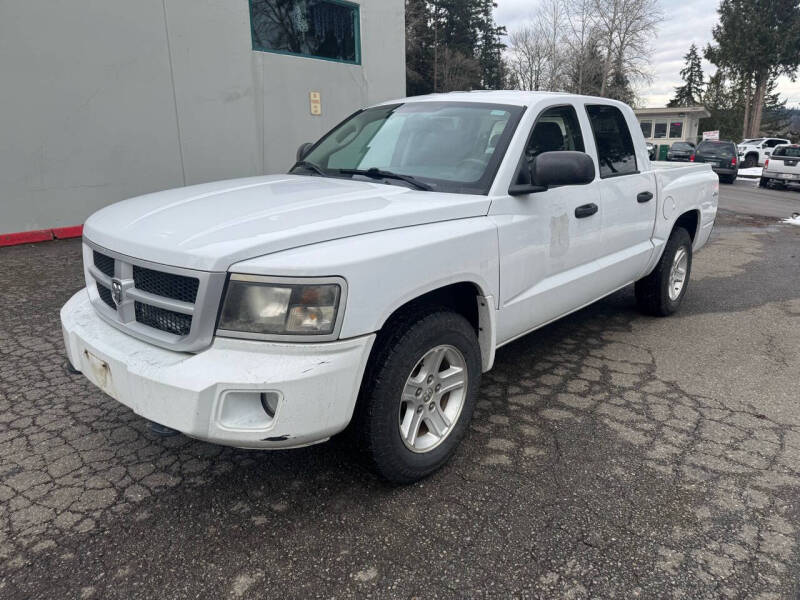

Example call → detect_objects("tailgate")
768 156 800 178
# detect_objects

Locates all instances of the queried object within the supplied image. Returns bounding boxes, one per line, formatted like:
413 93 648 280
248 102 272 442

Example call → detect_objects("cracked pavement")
1 201 799 598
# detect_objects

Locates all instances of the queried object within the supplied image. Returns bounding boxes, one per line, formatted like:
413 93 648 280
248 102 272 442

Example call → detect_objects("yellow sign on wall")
310 91 321 116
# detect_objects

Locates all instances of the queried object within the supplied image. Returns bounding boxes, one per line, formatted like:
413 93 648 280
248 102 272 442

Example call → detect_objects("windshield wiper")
338 167 432 191
290 161 328 177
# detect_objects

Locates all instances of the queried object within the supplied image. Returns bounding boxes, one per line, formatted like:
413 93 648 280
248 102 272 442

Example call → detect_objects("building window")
586 105 637 178
654 122 667 139
249 0 361 64
669 121 683 138
639 120 652 138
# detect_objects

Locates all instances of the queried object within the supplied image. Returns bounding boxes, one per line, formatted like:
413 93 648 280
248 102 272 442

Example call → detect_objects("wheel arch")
373 280 496 372
674 209 700 243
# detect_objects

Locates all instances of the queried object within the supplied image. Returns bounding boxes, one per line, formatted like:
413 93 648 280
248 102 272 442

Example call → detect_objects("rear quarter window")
585 105 637 178
773 146 800 158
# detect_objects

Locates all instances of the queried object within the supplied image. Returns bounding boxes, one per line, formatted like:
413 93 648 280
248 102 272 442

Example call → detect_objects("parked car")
646 142 656 160
693 140 738 184
61 92 718 483
667 141 696 161
738 137 791 168
760 144 800 188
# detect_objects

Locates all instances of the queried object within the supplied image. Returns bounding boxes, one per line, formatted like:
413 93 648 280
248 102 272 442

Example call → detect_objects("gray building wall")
0 0 405 234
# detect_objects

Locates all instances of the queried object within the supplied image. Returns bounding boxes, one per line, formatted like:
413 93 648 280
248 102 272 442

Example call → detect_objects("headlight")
217 274 345 340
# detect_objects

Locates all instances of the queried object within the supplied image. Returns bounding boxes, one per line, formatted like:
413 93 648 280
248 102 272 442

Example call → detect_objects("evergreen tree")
705 0 800 138
668 44 705 107
699 71 740 140
476 1 507 89
404 0 508 95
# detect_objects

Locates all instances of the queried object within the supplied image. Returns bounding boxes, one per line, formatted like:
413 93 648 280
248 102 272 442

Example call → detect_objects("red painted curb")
0 225 83 247
0 229 53 247
52 225 84 239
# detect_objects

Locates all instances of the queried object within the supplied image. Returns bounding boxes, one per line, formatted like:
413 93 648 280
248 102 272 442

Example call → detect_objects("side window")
515 105 585 185
586 104 638 178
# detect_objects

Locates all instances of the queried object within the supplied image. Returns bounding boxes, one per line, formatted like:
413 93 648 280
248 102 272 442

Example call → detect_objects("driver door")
491 104 603 344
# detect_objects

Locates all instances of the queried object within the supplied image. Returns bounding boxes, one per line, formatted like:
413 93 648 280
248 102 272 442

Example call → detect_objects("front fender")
229 217 500 341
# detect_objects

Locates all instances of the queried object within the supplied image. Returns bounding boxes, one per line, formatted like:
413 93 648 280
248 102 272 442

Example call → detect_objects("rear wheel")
759 177 769 188
354 308 481 484
635 227 692 317
721 175 735 184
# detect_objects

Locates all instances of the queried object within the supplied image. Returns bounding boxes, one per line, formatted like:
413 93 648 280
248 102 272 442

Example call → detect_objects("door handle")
637 191 653 203
574 203 598 218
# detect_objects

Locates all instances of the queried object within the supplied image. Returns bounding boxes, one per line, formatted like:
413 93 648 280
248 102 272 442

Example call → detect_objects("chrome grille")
83 241 226 352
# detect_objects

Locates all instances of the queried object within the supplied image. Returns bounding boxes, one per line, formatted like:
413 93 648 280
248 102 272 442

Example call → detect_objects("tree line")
406 0 507 95
670 1 800 141
405 0 800 141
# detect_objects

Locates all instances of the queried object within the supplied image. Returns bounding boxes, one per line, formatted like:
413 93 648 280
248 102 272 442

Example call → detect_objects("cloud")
494 0 799 108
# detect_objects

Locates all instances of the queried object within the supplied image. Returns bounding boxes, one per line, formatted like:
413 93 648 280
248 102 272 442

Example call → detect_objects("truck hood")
83 175 491 271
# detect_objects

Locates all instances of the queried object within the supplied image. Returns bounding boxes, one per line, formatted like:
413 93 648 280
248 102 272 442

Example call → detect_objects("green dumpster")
658 144 670 161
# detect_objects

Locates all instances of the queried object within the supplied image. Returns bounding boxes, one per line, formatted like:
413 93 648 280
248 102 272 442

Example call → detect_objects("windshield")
672 142 693 151
697 141 735 157
294 101 525 194
773 145 800 157
741 138 764 145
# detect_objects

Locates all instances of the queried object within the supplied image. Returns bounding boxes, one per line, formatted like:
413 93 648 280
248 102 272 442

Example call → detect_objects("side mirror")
296 142 314 162
509 151 595 196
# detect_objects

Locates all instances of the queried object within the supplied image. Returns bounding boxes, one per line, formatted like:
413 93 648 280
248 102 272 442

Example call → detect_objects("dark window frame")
511 103 588 187
585 104 639 179
249 0 362 65
639 120 653 138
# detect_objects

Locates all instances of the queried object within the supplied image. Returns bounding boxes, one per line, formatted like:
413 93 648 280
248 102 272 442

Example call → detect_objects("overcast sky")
494 0 800 108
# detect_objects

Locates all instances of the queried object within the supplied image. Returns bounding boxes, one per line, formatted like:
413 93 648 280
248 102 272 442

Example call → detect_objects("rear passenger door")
584 104 657 288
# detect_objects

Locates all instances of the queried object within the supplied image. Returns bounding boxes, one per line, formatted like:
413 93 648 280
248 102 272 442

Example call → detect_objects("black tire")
721 175 735 184
759 177 769 188
635 227 693 317
744 154 757 168
353 308 481 484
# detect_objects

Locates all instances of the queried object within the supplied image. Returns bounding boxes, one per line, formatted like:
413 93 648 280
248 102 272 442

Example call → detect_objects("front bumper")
61 289 375 449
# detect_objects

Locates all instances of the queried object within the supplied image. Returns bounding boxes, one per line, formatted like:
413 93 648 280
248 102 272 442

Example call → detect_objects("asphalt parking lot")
1 183 799 599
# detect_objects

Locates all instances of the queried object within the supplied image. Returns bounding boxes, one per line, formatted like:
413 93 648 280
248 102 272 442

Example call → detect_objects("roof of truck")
376 90 627 109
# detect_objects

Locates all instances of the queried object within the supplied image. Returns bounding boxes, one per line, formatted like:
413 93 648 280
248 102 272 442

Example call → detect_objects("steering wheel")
457 158 488 179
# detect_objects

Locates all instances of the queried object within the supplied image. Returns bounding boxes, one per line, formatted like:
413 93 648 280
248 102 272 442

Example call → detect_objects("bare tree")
593 0 661 99
539 0 568 91
507 25 548 91
564 0 598 94
507 0 567 92
439 48 481 92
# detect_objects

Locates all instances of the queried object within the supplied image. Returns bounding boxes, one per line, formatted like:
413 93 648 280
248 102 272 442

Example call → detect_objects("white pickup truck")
61 92 718 483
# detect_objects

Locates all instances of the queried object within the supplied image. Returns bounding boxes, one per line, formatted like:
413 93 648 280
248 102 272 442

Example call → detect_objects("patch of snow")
737 167 762 178
781 215 800 226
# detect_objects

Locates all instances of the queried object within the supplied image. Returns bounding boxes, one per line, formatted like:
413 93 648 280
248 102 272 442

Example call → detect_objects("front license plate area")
81 349 116 396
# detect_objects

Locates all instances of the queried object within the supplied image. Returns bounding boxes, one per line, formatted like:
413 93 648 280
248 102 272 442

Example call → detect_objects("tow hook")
64 360 81 375
148 421 180 437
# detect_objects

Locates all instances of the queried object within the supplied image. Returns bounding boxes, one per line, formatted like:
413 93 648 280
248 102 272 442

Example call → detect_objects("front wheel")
635 227 693 316
354 309 481 484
